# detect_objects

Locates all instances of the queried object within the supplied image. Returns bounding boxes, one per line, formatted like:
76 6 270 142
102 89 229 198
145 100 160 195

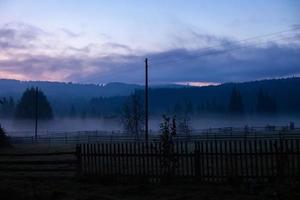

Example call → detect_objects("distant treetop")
15 87 53 119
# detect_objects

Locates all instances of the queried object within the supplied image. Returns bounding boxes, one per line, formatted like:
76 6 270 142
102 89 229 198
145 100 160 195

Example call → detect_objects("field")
0 138 300 200
1 176 299 200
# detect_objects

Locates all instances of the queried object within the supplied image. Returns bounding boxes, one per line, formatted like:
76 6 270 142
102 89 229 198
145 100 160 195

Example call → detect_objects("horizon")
1 76 300 88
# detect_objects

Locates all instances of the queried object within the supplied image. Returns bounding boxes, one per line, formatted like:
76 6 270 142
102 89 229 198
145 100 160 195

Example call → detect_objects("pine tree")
173 103 182 115
8 97 15 117
69 105 77 118
15 88 53 119
0 124 11 148
256 89 265 113
256 89 277 114
228 86 244 114
121 93 144 139
0 97 16 118
185 100 193 115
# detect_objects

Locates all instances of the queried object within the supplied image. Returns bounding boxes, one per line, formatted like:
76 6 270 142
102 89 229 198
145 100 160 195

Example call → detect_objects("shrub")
160 115 177 181
0 125 11 148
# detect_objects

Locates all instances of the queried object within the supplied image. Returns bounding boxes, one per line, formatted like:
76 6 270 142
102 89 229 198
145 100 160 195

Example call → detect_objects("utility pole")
35 87 38 141
145 58 149 142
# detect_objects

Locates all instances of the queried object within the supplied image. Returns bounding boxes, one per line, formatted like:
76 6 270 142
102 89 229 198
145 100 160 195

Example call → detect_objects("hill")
0 77 299 117
0 79 142 98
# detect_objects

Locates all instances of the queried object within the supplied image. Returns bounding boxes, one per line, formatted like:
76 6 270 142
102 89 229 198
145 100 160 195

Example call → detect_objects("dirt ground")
0 177 299 200
1 144 300 200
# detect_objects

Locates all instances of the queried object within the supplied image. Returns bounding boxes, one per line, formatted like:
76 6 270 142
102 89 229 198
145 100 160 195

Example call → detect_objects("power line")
151 34 298 66
151 27 299 64
150 27 299 65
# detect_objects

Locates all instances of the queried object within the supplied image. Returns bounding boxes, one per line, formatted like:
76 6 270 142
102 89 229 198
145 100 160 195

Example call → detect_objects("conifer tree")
228 86 244 114
15 88 53 119
256 89 277 114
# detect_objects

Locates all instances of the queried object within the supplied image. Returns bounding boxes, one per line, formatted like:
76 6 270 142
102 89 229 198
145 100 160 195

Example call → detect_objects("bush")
0 125 11 148
160 115 177 181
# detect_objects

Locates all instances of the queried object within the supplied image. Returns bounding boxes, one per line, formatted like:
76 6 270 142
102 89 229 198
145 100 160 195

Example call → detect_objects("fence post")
194 141 200 179
76 144 82 176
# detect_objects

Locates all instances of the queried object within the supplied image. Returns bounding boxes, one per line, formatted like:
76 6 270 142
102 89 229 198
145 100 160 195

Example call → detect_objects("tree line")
120 86 278 137
228 86 277 115
0 88 53 120
0 85 286 120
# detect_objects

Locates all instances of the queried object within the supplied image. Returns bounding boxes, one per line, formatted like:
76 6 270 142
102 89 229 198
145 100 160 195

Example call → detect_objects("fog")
1 115 299 137
190 115 300 129
1 118 122 136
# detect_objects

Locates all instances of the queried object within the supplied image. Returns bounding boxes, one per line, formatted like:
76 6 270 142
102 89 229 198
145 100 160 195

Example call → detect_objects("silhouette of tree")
15 88 53 119
205 100 211 111
69 105 77 118
228 86 244 114
196 103 204 114
0 97 15 118
173 103 183 115
177 115 192 137
256 88 277 114
160 115 177 179
0 124 10 148
121 93 144 139
80 110 87 119
90 106 97 117
257 89 265 113
184 100 193 115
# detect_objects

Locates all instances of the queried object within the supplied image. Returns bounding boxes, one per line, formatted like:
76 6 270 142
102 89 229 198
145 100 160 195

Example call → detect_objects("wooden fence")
77 138 300 183
1 137 299 183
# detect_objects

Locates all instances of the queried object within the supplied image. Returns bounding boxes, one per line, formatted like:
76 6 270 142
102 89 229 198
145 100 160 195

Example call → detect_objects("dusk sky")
0 0 299 85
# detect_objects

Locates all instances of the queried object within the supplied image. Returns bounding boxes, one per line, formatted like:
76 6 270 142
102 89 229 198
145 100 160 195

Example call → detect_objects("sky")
0 0 300 85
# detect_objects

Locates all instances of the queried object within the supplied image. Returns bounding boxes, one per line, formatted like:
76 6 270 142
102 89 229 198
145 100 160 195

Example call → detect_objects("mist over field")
2 115 299 137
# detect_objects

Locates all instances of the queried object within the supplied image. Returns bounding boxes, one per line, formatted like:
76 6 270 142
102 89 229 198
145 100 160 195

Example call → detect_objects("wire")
150 27 300 66
151 35 297 66
152 35 298 65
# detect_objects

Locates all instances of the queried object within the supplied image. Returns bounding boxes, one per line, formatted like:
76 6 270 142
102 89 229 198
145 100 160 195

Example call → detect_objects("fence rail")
1 136 300 183
77 138 300 183
7 127 300 145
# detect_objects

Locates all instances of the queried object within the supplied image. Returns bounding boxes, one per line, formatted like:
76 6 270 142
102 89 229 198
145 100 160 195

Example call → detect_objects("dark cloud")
148 44 300 83
67 43 300 84
292 24 300 29
59 28 82 38
1 22 300 84
102 42 132 52
1 43 300 84
0 22 44 50
67 46 91 53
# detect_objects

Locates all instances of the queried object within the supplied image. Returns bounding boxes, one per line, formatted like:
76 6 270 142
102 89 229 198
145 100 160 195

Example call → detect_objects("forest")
0 77 299 119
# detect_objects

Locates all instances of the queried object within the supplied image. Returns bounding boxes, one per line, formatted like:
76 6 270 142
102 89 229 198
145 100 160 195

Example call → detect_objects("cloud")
102 42 132 51
59 28 82 38
292 24 300 29
1 22 300 84
0 22 45 50
3 43 299 84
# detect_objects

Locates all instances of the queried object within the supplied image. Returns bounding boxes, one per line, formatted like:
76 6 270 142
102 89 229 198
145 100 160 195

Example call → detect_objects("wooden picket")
77 138 300 183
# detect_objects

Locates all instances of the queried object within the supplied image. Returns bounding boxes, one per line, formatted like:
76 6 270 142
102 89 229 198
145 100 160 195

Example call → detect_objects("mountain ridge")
0 77 299 99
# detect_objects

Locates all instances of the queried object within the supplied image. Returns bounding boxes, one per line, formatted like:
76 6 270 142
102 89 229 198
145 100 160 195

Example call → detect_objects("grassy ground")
0 177 299 200
0 144 299 200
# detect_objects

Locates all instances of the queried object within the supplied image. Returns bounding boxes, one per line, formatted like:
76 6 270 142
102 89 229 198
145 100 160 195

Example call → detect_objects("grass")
0 177 299 200
0 143 299 200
